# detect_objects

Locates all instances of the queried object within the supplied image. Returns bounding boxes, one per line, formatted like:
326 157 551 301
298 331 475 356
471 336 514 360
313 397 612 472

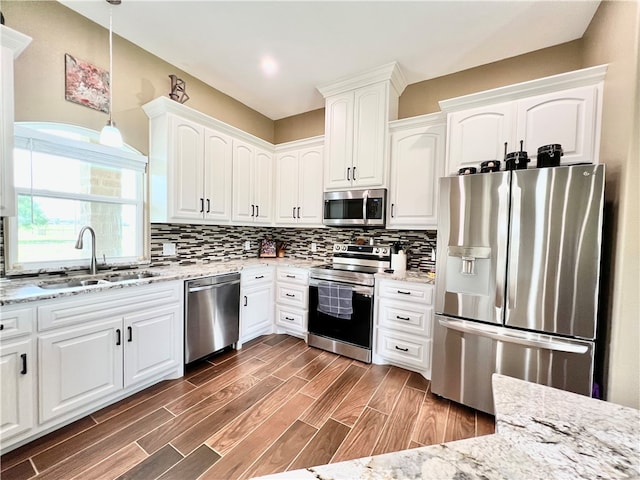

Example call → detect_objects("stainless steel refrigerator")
432 164 605 414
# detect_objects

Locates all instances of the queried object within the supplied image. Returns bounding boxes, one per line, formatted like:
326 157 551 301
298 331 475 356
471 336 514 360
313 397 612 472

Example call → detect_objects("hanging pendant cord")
108 6 114 123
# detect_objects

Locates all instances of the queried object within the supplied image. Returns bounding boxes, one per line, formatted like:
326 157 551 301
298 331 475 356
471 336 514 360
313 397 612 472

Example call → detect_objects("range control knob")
333 245 340 251
373 247 380 254
381 248 388 254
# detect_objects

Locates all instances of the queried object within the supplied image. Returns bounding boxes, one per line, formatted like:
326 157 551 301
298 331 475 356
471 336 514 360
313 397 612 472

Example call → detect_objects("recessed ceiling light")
261 56 278 77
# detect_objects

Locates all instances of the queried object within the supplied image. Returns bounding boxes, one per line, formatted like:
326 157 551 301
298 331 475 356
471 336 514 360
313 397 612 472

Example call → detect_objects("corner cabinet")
232 140 273 225
318 62 407 190
440 65 607 175
274 137 324 226
387 113 446 229
0 25 32 216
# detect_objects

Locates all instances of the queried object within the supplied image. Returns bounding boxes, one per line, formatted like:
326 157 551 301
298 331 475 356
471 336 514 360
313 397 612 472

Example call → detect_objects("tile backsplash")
151 223 437 272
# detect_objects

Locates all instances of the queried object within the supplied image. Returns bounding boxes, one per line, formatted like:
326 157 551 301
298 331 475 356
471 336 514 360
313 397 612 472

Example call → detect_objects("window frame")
5 123 149 275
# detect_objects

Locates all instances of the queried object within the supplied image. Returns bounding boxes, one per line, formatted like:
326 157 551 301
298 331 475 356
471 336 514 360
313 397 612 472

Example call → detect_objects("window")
6 123 148 274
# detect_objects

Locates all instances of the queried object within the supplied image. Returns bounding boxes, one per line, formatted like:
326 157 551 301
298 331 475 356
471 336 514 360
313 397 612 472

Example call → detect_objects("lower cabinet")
0 337 35 442
274 267 309 338
240 267 274 344
373 278 434 379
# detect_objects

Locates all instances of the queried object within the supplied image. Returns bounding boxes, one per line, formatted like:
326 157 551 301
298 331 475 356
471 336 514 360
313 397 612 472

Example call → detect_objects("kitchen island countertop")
251 374 640 480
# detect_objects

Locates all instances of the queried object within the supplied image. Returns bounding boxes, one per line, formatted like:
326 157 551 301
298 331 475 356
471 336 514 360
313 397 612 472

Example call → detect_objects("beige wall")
274 109 325 144
582 0 640 409
3 1 274 154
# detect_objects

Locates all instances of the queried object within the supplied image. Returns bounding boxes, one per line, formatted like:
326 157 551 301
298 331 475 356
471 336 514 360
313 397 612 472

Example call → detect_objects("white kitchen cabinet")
0 25 31 217
240 267 274 344
274 138 324 226
274 267 309 338
388 114 446 229
232 140 273 224
0 338 34 443
441 65 606 175
373 278 434 379
318 62 407 190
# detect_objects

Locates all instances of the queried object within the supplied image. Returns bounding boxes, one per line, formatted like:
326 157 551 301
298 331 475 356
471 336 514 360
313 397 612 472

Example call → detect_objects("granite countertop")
252 375 640 480
375 270 434 284
0 258 321 305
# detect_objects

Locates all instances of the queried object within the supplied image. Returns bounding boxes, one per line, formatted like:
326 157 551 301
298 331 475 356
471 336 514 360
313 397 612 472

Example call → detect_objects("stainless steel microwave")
323 189 387 227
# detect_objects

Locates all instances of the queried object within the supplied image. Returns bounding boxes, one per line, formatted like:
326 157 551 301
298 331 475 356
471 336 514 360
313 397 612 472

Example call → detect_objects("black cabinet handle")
353 166 357 180
0 324 4 330
297 206 300 218
284 316 295 321
200 198 204 213
256 205 259 217
391 203 395 218
20 354 27 375
347 167 351 181
206 199 211 213
397 290 411 295
285 293 295 297
292 207 296 219
116 329 121 345
286 274 296 278
255 275 264 279
396 315 410 321
395 345 409 352
244 296 248 306
251 204 255 217
127 326 133 342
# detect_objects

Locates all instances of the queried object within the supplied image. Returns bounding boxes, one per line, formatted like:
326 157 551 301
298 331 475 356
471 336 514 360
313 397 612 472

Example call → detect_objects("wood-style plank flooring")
1 334 495 480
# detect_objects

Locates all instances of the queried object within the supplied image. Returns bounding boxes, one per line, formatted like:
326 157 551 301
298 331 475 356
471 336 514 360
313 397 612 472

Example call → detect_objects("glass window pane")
17 194 139 264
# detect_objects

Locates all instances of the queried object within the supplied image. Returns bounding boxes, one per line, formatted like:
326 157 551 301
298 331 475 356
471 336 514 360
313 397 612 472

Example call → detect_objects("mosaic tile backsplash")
150 223 437 272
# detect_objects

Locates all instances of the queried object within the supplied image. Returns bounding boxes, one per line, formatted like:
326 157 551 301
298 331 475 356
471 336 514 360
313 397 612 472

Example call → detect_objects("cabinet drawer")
275 305 306 332
0 305 35 340
378 299 433 337
276 283 308 309
241 267 274 287
378 280 433 304
276 267 309 285
376 328 431 371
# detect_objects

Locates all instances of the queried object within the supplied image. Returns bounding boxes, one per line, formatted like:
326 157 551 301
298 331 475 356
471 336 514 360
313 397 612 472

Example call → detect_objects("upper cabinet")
274 137 324 226
440 65 607 175
143 97 272 225
232 139 273 225
388 113 446 230
0 26 32 217
318 62 407 190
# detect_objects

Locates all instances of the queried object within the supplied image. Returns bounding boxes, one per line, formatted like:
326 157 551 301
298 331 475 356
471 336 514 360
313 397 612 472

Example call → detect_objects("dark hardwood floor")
1 334 495 480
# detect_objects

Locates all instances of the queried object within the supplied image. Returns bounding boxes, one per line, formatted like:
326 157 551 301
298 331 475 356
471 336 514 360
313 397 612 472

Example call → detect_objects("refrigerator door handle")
438 318 589 354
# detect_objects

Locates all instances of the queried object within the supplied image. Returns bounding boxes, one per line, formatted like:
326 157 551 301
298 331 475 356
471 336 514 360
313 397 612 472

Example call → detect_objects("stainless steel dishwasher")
185 273 240 364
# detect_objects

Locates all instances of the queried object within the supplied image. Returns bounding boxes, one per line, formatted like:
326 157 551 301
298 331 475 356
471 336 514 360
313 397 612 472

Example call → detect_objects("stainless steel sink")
103 272 157 282
38 279 106 289
36 271 158 290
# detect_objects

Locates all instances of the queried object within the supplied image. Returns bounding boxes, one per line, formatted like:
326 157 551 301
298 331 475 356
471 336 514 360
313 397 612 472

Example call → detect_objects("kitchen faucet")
75 226 98 275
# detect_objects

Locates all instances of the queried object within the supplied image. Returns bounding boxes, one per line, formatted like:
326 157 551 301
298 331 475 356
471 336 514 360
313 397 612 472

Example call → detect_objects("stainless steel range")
308 243 391 363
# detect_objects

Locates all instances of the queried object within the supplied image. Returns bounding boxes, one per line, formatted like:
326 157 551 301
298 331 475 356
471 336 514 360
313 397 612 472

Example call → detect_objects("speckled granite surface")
0 258 321 305
375 270 434 284
251 375 640 480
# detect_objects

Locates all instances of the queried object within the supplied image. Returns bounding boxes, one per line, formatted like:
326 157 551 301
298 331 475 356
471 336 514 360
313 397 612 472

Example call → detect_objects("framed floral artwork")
64 53 109 113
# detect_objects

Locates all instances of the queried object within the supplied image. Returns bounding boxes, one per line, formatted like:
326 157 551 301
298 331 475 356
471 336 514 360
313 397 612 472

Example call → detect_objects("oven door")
308 278 374 351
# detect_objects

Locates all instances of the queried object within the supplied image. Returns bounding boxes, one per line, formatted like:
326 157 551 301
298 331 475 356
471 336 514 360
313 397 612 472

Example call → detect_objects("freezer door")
435 172 510 324
506 165 604 339
431 315 594 415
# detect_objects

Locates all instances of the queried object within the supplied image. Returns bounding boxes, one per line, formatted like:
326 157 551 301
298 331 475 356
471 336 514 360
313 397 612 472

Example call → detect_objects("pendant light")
100 0 123 148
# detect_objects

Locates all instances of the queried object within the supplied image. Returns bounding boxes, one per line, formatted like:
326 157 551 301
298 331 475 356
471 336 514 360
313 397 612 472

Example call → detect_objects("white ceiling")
58 0 601 120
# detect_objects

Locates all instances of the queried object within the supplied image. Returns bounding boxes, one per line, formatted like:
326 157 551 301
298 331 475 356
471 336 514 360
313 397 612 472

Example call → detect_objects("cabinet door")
232 140 255 222
0 338 34 441
352 82 387 187
517 85 599 165
203 127 233 222
324 92 354 189
240 284 274 343
297 146 324 225
124 305 181 388
253 147 273 224
275 152 300 225
0 44 16 216
39 318 123 423
446 102 515 175
169 116 205 221
388 124 445 228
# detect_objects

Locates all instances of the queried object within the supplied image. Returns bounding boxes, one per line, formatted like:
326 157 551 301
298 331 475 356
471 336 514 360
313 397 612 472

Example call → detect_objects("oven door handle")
309 278 373 296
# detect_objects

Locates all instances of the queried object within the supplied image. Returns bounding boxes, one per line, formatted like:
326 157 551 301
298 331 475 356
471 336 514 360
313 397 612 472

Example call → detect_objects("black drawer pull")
395 345 409 352
285 293 295 297
116 329 121 346
255 275 264 279
244 296 248 306
284 316 295 321
0 324 4 330
127 326 133 342
396 315 411 321
397 290 411 295
286 274 296 278
20 354 27 374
